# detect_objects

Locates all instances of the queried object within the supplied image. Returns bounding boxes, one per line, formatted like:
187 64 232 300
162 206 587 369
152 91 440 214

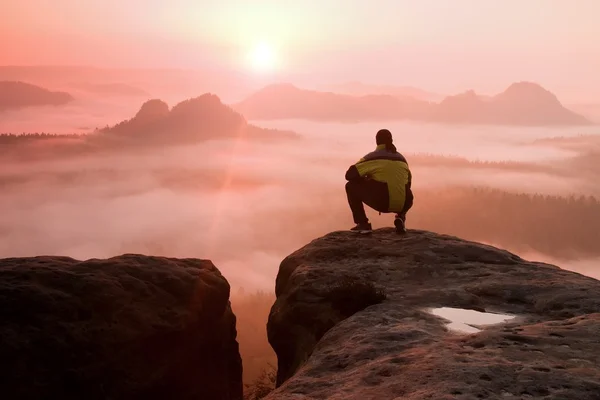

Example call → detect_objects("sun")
249 41 278 73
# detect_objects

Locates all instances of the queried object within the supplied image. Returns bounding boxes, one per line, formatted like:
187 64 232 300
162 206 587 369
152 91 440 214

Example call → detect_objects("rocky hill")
102 94 298 145
0 254 243 400
435 82 591 125
0 81 74 111
266 229 600 399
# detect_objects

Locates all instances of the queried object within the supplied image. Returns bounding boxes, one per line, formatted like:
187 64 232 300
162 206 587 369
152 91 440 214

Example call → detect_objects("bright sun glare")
249 41 278 73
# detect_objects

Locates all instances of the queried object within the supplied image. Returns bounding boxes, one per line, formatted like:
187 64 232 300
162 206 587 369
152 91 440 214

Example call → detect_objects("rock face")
0 254 243 400
266 229 600 399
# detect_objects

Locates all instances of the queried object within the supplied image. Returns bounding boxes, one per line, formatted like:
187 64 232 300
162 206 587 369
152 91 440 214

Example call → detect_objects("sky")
1 0 599 100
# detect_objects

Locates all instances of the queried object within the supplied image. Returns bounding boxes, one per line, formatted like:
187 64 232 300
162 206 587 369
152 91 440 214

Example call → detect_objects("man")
344 129 413 234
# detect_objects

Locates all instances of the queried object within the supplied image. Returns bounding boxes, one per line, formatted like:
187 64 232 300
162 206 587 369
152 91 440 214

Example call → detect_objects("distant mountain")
0 66 255 105
0 81 74 111
0 93 298 161
70 82 150 97
434 82 591 126
235 82 591 126
319 81 443 102
233 83 430 121
102 93 298 145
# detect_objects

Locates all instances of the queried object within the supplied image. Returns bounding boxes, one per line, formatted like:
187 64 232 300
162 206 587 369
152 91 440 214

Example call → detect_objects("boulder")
0 254 243 400
266 229 600 399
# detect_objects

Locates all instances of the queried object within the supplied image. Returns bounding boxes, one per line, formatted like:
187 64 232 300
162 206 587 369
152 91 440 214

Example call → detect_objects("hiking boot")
394 215 406 234
350 222 372 233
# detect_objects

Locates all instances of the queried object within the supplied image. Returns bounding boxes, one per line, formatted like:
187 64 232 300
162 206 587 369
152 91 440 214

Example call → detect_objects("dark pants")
345 179 413 224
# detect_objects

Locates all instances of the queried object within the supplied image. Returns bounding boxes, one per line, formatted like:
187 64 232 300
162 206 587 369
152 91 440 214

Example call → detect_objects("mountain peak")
498 81 560 103
134 99 170 121
170 93 235 116
101 93 296 145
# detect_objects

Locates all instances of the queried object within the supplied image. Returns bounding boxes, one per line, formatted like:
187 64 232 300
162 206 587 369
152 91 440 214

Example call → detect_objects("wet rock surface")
266 229 600 399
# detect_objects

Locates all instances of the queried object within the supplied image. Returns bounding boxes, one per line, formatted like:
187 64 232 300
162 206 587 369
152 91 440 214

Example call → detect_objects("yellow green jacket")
345 144 412 212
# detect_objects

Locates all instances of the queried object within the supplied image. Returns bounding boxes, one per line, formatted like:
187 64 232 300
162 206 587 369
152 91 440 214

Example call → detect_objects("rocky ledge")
0 254 242 400
266 229 600 399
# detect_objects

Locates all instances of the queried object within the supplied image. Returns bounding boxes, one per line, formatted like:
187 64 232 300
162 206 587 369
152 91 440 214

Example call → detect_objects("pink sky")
1 0 599 101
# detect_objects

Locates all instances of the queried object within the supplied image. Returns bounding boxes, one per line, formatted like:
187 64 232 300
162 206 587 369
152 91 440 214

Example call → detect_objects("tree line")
412 186 600 259
0 133 82 143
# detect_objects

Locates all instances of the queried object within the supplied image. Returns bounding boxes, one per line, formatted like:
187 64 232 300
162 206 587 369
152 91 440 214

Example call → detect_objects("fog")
3 2 600 394
255 119 583 162
0 93 145 134
2 94 600 390
2 113 600 290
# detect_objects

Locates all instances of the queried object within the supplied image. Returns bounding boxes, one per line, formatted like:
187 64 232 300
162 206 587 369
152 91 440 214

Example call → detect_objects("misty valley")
4 2 600 397
2 100 599 281
1 68 599 399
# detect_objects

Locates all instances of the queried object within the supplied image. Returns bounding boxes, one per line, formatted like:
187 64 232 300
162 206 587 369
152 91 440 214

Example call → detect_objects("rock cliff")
0 254 243 400
266 229 600 399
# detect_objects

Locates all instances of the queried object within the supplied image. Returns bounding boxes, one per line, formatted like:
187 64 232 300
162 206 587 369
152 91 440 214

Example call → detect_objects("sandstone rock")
0 254 243 400
266 229 600 399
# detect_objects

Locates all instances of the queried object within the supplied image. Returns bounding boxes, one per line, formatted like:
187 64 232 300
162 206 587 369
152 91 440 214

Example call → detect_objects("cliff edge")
0 254 243 400
266 229 600 399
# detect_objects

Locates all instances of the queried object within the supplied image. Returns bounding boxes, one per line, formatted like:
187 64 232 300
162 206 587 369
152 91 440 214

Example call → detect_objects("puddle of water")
430 307 516 334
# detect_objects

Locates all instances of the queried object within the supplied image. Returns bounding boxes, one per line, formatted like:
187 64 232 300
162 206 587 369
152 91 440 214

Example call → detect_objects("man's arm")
345 164 361 181
345 155 367 181
345 158 378 181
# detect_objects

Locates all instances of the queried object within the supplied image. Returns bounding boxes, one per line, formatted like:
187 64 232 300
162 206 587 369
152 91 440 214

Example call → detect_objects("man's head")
376 129 393 146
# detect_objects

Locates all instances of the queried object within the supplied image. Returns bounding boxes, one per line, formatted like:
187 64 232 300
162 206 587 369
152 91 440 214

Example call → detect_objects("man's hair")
376 129 396 152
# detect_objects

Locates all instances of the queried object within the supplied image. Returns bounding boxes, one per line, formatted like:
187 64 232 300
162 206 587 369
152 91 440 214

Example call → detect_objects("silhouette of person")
344 129 413 233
